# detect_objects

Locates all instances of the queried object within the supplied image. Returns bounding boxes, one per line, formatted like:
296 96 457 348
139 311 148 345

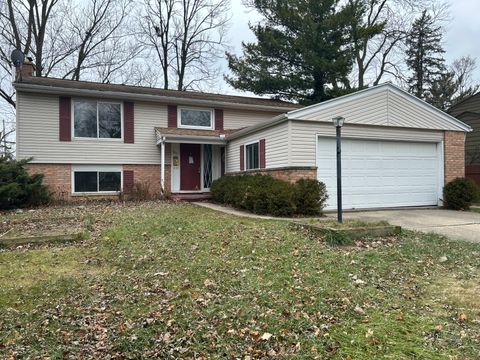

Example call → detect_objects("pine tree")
405 10 446 100
426 71 458 111
225 0 356 104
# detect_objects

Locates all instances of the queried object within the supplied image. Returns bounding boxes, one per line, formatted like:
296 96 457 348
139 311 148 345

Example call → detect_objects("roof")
155 127 242 145
448 92 480 115
228 83 472 140
14 77 301 112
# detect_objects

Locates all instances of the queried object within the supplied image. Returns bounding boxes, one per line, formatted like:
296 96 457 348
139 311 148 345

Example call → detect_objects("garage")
317 137 442 210
227 83 471 211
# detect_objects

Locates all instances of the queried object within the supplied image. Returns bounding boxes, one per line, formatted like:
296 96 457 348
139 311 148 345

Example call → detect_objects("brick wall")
227 167 317 183
27 164 71 200
123 164 170 196
444 131 465 184
27 163 170 201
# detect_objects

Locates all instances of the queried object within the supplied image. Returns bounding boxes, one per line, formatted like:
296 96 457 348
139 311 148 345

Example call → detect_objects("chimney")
15 57 35 82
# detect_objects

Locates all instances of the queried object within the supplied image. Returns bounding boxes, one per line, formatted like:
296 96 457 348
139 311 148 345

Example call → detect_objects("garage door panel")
317 137 440 210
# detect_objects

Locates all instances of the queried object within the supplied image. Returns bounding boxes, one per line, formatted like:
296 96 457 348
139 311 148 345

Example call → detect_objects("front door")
180 144 201 190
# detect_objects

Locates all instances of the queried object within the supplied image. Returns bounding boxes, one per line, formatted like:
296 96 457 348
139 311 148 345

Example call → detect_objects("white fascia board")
14 83 299 113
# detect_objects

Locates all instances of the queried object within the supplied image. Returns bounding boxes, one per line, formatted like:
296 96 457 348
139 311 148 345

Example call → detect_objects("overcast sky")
220 0 480 95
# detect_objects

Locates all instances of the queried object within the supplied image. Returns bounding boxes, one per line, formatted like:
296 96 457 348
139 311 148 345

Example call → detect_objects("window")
73 167 122 193
74 101 121 139
179 108 213 129
246 142 259 170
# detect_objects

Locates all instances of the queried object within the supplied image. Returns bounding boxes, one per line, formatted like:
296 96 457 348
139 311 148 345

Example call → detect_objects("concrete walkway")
194 202 480 243
343 209 480 243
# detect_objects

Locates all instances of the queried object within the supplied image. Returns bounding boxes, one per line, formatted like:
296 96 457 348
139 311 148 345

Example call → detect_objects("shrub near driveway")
211 174 328 216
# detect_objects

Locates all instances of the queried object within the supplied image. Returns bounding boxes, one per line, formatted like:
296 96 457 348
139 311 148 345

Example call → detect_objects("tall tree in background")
226 0 355 104
427 56 479 110
140 0 230 91
405 10 446 99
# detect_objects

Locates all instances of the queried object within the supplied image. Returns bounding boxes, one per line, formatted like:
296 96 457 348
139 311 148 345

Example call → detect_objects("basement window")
73 100 122 139
72 166 122 194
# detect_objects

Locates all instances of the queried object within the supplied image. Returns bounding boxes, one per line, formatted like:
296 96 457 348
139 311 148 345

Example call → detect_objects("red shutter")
123 101 134 143
240 145 245 171
59 97 71 141
215 109 224 131
168 105 177 128
123 170 134 193
259 139 266 169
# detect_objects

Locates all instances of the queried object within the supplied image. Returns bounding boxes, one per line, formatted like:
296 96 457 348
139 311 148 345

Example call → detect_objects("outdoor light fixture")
332 116 345 223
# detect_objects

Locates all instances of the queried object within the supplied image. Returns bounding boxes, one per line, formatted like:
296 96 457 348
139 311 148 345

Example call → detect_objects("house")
448 93 480 185
15 62 471 210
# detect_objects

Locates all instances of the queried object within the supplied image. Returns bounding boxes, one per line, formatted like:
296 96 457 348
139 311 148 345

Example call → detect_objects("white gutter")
14 82 299 113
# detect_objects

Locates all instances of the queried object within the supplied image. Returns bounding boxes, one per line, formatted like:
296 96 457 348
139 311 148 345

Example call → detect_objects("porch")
155 127 227 195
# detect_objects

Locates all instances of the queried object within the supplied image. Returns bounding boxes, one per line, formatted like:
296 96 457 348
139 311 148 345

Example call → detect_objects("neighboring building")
15 62 471 210
449 93 480 165
449 93 480 185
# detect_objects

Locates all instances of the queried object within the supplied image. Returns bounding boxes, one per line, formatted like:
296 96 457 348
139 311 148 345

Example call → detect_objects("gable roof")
228 83 471 140
13 76 301 112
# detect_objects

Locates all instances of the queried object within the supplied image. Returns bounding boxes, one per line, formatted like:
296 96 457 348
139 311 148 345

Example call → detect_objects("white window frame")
72 100 124 141
71 165 123 195
177 107 214 130
245 140 260 170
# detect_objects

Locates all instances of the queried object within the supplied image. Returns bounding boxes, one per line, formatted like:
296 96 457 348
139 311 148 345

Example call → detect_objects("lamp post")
332 116 345 223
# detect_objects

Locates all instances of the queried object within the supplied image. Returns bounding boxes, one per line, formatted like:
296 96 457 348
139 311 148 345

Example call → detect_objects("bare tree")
452 56 480 101
346 0 450 88
140 0 230 91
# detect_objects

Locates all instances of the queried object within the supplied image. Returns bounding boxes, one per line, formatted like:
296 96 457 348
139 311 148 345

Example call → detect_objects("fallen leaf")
261 332 272 341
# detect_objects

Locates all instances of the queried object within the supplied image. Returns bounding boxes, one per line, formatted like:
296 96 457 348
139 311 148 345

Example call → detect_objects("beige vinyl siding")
290 121 444 167
298 90 389 126
226 121 289 172
223 109 281 129
16 92 171 164
289 86 466 131
17 92 285 165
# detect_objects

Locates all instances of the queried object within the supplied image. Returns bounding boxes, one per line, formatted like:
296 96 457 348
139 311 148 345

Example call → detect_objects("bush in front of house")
443 177 478 210
0 157 50 209
294 178 329 215
210 174 328 216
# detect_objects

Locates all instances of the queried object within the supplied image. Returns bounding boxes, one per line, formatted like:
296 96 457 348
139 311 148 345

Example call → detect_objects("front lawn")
1 202 479 358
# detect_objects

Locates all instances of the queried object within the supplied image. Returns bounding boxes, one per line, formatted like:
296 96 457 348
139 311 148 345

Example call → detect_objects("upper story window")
73 100 122 139
178 108 213 129
246 142 259 170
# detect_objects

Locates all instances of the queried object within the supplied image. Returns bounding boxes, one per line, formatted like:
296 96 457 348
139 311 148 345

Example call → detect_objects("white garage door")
317 137 441 210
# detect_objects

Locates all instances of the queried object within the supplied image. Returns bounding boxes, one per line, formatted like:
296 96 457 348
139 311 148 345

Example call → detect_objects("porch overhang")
155 127 231 145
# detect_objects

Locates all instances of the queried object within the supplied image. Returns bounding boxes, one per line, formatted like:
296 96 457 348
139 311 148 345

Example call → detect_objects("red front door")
180 144 201 191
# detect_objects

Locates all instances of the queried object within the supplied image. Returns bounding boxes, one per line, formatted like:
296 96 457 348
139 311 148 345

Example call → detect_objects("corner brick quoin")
444 131 465 184
226 167 318 183
26 164 170 201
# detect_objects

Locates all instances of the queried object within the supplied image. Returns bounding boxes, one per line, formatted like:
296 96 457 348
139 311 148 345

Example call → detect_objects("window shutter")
240 145 245 171
59 97 71 141
123 170 134 193
168 105 177 128
259 139 266 169
123 101 134 143
214 109 224 131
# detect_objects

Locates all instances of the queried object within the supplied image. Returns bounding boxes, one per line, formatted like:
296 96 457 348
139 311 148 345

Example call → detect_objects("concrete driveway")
339 208 480 243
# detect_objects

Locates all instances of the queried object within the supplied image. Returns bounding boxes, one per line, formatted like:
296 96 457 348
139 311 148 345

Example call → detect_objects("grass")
471 207 480 214
1 202 479 358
